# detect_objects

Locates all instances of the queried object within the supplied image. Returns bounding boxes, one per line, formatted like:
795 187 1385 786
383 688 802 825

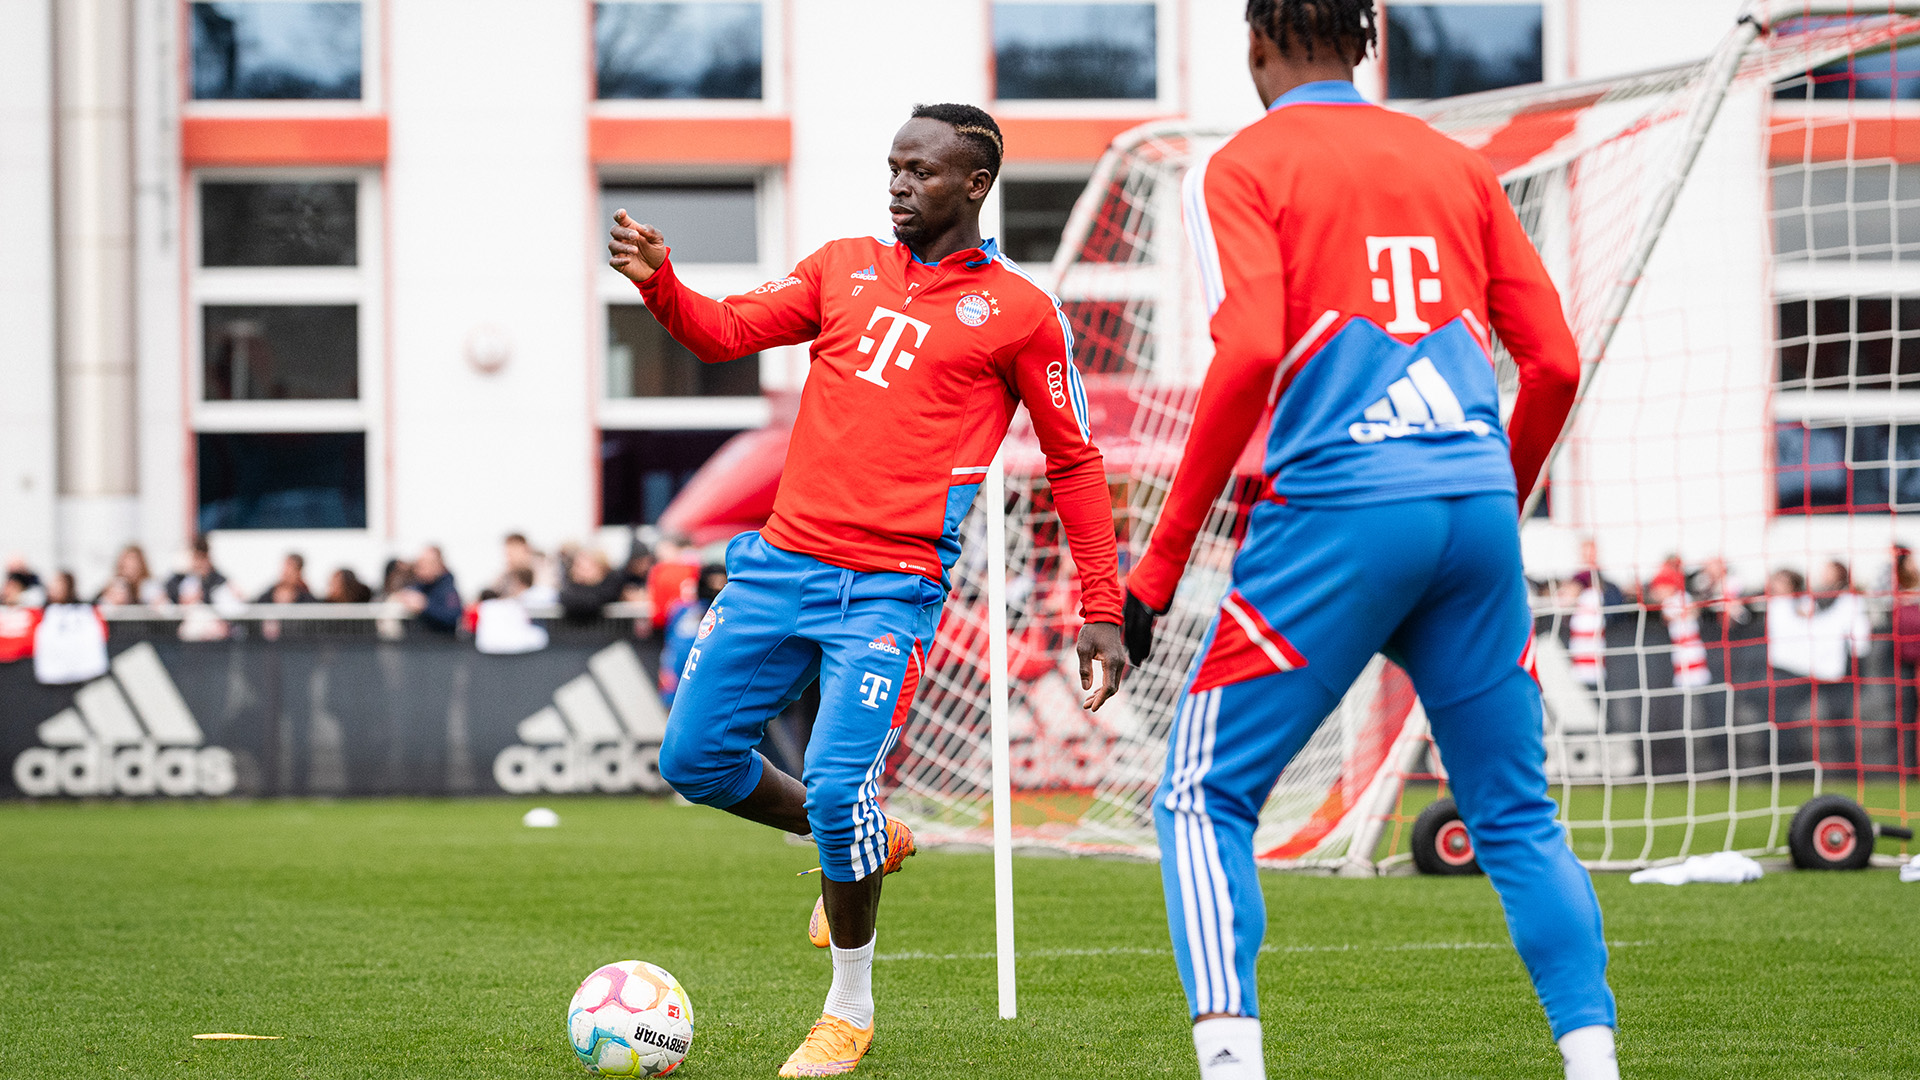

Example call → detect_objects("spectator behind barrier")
397 545 461 632
646 538 699 633
165 535 229 605
34 570 108 685
475 567 549 655
98 544 163 605
4 556 45 607
256 553 316 604
0 571 37 662
492 532 559 606
659 563 727 705
326 567 374 603
560 548 624 624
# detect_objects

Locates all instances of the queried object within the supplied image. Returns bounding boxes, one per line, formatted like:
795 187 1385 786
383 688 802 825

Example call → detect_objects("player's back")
1193 81 1535 505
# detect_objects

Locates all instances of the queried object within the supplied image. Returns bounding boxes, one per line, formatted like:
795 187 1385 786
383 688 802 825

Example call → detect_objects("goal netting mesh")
880 3 1920 871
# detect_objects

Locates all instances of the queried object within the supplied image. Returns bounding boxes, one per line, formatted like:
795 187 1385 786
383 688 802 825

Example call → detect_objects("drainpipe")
53 0 139 567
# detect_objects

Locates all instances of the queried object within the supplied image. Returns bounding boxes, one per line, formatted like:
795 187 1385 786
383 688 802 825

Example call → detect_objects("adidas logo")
867 633 902 656
491 642 673 795
1206 1048 1240 1065
11 642 238 797
1349 356 1493 445
851 264 878 281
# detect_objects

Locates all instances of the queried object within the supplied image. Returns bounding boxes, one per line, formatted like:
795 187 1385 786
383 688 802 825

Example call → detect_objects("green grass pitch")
1 797 1915 1079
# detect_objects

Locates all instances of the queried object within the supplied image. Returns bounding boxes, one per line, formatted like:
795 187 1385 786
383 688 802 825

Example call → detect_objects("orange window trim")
590 117 792 165
1000 117 1169 162
1770 116 1920 164
182 116 389 166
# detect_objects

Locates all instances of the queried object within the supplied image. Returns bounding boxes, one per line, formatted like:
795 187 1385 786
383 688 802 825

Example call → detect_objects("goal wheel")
1411 798 1482 876
1788 795 1875 871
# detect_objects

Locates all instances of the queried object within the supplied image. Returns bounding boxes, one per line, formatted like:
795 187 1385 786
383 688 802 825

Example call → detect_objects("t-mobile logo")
853 306 932 388
1366 236 1442 334
858 672 894 709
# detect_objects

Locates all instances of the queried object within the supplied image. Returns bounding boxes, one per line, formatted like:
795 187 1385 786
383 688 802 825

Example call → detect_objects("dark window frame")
190 1 366 101
992 2 1160 102
594 1 766 101
1384 3 1544 101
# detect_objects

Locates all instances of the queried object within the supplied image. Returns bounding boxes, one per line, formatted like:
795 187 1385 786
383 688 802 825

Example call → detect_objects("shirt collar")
904 236 1000 268
1268 79 1369 111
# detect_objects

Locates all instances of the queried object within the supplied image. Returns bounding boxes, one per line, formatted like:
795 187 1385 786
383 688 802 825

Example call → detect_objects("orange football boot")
777 1014 875 1077
808 815 916 948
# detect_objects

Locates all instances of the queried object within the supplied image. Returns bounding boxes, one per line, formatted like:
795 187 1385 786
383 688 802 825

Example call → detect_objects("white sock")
1193 1016 1265 1080
822 934 875 1029
1559 1025 1619 1080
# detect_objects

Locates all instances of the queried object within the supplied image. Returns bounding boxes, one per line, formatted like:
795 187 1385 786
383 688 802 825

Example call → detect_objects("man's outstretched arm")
608 209 821 361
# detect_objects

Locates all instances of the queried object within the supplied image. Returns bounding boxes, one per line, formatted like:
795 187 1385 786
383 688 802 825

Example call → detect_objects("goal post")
889 0 1920 887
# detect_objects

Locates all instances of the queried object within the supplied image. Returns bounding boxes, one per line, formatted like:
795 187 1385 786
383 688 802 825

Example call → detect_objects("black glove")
1123 590 1161 666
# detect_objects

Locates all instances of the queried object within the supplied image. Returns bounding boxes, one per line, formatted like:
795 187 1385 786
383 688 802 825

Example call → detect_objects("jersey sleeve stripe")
1182 154 1226 317
1267 308 1342 403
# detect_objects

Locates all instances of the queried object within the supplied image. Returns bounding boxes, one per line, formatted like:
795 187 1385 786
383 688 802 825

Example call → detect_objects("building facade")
1 0 1741 595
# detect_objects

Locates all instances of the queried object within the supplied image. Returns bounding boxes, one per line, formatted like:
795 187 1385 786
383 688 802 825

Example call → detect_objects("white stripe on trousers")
848 725 902 880
1165 687 1240 1014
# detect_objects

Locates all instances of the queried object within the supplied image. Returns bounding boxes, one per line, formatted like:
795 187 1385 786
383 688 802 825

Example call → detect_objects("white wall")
383 0 595 590
0 0 59 573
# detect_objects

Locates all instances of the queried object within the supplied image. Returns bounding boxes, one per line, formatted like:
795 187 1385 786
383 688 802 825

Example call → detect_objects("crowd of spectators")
0 530 726 657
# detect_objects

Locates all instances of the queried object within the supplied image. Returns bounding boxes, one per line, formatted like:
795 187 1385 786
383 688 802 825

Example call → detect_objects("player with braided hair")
1123 5 1619 1079
610 103 1127 1076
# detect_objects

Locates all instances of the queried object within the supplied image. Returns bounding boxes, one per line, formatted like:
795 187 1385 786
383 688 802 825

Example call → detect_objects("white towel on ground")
1628 851 1764 885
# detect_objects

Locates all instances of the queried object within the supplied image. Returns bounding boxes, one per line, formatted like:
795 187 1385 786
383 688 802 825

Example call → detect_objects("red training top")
636 235 1123 624
1128 80 1581 611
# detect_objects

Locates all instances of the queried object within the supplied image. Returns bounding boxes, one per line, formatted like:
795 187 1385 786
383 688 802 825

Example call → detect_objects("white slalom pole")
984 448 1017 1020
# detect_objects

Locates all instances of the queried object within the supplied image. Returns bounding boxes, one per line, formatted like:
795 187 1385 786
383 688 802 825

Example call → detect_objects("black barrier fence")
1 623 684 799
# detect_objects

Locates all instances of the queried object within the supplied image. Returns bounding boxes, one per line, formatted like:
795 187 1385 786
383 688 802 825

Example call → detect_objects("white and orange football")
565 960 693 1077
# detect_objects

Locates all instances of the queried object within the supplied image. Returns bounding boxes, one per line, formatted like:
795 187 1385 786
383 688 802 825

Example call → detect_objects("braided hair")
909 102 1004 183
1246 0 1377 65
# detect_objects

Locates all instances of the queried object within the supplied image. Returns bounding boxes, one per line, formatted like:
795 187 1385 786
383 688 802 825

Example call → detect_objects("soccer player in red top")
608 103 1127 1077
1120 6 1617 1080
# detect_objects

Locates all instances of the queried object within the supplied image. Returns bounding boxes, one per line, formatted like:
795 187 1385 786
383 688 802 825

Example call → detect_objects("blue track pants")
657 532 945 882
1155 494 1615 1037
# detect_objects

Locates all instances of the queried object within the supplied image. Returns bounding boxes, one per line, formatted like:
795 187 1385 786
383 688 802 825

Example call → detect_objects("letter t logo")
854 306 932 388
1366 236 1442 335
859 672 894 709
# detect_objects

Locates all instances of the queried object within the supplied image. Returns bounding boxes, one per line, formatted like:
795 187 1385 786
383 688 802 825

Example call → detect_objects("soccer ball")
566 960 694 1077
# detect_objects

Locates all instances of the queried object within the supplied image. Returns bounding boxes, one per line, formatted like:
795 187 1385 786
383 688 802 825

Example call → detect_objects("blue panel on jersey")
938 482 983 571
1269 317 1518 505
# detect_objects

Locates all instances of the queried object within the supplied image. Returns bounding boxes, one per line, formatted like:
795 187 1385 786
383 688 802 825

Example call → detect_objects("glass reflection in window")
994 3 1157 100
202 181 357 267
596 3 763 100
203 305 359 401
191 2 363 100
1386 4 1542 100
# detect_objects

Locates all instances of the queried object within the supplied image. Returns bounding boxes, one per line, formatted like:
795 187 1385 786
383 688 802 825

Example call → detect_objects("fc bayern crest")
697 605 721 640
955 294 992 327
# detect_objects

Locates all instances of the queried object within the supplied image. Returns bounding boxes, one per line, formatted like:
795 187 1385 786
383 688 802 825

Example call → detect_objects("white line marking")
876 940 1654 963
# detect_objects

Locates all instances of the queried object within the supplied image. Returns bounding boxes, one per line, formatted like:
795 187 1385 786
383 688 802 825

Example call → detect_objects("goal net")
880 2 1920 871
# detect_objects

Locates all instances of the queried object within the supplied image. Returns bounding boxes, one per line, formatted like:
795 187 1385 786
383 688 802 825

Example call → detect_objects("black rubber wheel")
1788 794 1875 870
1411 797 1482 876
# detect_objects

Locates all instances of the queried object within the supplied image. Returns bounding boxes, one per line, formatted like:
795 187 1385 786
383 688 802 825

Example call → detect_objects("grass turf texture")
1 798 1915 1079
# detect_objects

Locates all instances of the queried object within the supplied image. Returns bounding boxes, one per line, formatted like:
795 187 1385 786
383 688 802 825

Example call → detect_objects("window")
1777 298 1920 394
1776 421 1920 514
601 185 758 264
1001 178 1086 264
203 305 359 400
1772 163 1920 264
201 181 356 266
601 182 763 401
198 432 367 530
607 305 758 398
1774 18 1920 101
595 2 763 100
193 173 376 531
191 2 363 100
1386 4 1542 100
993 3 1157 101
601 430 740 525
